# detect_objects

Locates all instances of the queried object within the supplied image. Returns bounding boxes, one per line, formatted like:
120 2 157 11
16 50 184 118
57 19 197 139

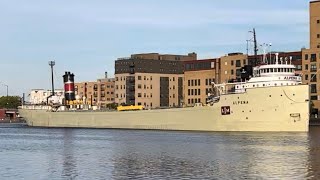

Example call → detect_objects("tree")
106 103 118 110
0 96 21 109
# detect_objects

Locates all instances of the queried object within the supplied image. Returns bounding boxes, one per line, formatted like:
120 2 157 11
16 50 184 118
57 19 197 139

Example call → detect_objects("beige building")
115 53 190 108
183 59 218 106
219 53 248 83
115 73 183 108
302 0 320 112
74 75 115 107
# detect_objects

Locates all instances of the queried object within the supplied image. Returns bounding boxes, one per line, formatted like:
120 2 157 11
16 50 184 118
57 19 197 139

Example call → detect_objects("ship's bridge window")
274 68 278 72
267 69 270 73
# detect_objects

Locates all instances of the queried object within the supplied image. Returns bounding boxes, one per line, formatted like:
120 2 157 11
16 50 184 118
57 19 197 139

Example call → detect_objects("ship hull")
19 85 310 132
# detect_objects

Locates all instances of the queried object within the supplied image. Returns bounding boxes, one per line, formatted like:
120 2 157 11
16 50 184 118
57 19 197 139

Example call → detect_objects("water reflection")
1 127 320 179
61 129 78 179
307 127 320 179
109 132 311 179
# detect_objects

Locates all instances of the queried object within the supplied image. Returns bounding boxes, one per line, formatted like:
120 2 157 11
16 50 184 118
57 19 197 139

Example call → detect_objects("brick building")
302 0 320 112
74 75 115 107
114 53 195 108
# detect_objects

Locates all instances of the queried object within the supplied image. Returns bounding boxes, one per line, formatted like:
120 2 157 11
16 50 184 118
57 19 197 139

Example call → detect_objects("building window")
195 79 197 86
150 85 152 89
311 96 318 100
138 93 142 97
198 79 200 86
188 99 190 104
231 60 234 66
138 84 142 89
173 85 175 90
311 54 317 62
188 80 190 86
191 89 194 95
243 59 246 65
318 34 320 38
173 77 175 81
198 89 200 95
138 102 142 105
305 64 309 70
305 74 309 81
191 80 194 86
195 89 197 95
138 76 141 80
318 20 320 24
305 54 308 60
144 85 146 89
150 76 152 80
144 93 146 97
231 69 234 75
311 74 317 82
236 60 241 67
188 89 190 95
144 76 146 80
173 94 175 98
311 84 317 93
311 64 317 72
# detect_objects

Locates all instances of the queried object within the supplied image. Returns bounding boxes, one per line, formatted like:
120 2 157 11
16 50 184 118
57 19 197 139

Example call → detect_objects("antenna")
275 53 279 65
48 61 55 96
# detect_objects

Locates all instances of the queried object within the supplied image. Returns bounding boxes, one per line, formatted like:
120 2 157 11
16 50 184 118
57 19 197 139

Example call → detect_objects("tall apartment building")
114 53 194 108
302 0 320 112
74 75 115 107
183 59 218 106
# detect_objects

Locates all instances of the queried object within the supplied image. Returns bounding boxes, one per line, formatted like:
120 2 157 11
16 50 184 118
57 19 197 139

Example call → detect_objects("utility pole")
48 61 55 96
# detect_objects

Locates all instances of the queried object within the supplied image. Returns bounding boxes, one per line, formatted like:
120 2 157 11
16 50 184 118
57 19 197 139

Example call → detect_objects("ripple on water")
0 127 320 179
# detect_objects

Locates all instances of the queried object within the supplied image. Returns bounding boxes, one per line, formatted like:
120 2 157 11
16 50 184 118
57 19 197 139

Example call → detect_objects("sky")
0 0 310 96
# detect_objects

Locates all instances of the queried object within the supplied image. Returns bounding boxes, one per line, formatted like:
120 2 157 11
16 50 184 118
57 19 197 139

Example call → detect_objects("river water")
1 125 320 180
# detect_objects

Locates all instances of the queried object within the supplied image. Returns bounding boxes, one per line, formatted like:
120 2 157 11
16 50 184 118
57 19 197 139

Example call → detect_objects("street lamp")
0 82 8 97
48 61 55 96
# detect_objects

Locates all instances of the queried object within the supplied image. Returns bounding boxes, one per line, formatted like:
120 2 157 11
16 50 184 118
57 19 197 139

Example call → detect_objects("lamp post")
4 84 8 97
48 61 55 96
0 82 8 97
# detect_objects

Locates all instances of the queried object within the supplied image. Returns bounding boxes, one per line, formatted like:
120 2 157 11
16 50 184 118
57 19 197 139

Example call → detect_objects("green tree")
0 96 21 109
106 103 118 110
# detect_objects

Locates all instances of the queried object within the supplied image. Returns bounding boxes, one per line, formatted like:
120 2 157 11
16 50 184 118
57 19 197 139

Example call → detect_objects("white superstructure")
208 53 302 97
29 89 64 104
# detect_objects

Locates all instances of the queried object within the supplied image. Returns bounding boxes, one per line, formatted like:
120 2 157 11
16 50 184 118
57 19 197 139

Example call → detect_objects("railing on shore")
19 105 52 110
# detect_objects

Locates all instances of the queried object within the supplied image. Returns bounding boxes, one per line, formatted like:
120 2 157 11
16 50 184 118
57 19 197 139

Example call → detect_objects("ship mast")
253 28 258 66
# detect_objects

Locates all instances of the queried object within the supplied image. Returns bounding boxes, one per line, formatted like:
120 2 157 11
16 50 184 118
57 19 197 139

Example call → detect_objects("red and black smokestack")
63 72 75 101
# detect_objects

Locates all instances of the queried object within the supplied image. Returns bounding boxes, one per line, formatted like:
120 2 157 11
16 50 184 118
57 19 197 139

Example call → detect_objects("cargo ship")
19 53 310 132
